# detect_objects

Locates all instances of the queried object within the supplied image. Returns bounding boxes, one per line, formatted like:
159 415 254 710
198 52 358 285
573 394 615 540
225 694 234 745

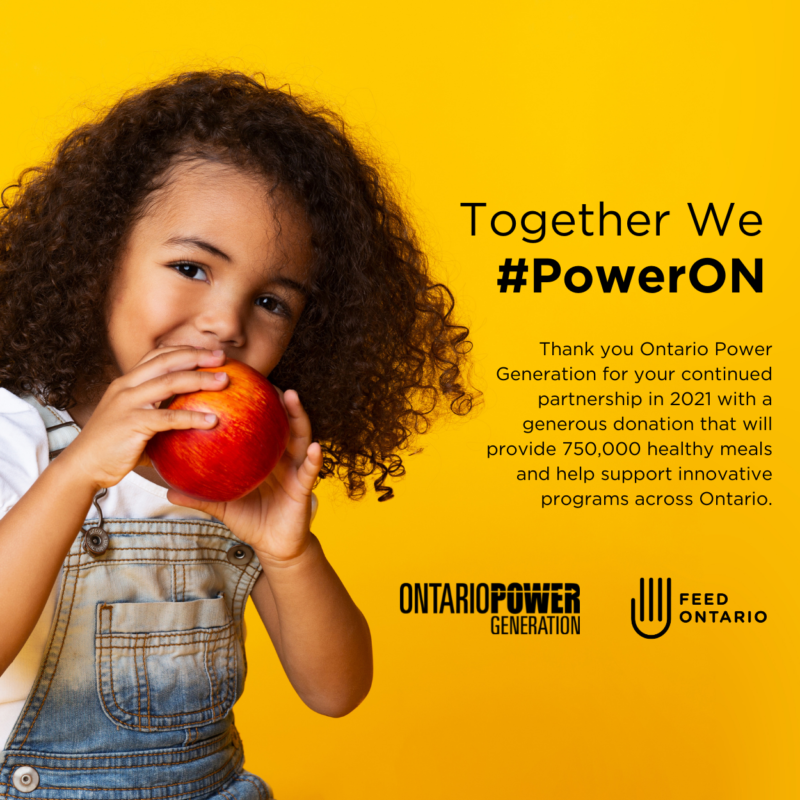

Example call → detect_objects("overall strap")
19 394 81 459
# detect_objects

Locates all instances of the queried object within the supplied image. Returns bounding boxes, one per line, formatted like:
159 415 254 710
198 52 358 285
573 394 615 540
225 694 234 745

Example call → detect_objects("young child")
0 71 473 797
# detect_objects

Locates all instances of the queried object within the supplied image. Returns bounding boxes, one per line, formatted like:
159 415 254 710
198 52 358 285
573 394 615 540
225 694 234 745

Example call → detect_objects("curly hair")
0 70 476 499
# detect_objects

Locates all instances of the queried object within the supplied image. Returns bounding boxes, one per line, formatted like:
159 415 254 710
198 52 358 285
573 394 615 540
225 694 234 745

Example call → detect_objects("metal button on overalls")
12 765 39 792
227 543 254 565
83 526 109 555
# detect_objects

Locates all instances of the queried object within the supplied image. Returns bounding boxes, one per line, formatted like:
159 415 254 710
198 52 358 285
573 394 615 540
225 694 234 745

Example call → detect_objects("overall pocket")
95 597 237 731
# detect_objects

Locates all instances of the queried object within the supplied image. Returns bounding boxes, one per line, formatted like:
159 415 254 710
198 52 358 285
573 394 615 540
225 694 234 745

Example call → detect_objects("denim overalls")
0 398 274 799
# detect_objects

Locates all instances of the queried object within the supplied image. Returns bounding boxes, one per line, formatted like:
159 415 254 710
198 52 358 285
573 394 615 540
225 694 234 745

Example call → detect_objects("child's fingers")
296 442 323 493
135 407 220 433
136 345 204 366
123 347 226 388
127 368 229 408
283 390 310 433
282 390 314 463
166 489 226 518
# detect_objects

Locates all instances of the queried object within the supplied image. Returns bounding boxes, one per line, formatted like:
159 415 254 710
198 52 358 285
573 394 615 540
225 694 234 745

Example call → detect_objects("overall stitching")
0 749 238 792
98 629 236 720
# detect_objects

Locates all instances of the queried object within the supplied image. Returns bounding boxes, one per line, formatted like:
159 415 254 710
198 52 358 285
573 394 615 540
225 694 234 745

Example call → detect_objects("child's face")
105 160 313 380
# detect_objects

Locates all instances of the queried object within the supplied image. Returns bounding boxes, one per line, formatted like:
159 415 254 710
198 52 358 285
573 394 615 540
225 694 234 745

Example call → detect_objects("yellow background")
2 2 797 797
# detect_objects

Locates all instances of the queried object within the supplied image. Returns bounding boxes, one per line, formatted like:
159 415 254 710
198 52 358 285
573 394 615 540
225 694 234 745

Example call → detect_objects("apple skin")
146 359 290 502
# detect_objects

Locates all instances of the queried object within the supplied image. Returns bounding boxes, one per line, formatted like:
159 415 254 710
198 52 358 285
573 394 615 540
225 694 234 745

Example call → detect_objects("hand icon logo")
631 577 672 639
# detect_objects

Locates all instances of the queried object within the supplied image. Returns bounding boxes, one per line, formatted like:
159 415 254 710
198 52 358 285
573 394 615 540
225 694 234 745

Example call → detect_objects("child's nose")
195 302 247 347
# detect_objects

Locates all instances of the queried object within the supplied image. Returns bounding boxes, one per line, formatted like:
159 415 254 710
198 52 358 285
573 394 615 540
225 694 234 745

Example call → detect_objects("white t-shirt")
0 388 314 747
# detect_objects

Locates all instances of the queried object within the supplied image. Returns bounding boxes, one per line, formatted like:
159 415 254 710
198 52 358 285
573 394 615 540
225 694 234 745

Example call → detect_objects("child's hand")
63 347 229 491
169 391 371 719
167 389 323 563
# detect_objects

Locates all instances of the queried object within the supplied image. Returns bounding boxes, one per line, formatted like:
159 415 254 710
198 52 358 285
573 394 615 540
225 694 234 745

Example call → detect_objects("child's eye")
256 295 288 316
171 261 208 281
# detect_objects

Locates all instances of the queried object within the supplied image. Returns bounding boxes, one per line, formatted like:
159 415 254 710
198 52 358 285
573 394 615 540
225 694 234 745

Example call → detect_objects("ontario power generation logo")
630 577 767 639
400 582 580 635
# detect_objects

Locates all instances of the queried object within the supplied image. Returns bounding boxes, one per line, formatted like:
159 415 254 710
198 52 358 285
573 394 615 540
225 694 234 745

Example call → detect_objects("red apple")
146 359 289 502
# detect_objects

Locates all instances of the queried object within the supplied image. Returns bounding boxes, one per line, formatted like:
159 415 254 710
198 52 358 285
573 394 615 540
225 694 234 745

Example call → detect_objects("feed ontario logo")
400 582 581 635
631 578 672 639
630 577 767 639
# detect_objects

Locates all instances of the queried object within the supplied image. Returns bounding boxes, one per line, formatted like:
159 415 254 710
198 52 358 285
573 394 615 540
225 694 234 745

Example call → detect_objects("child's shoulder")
0 389 51 511
0 387 40 415
0 388 50 446
0 389 50 437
